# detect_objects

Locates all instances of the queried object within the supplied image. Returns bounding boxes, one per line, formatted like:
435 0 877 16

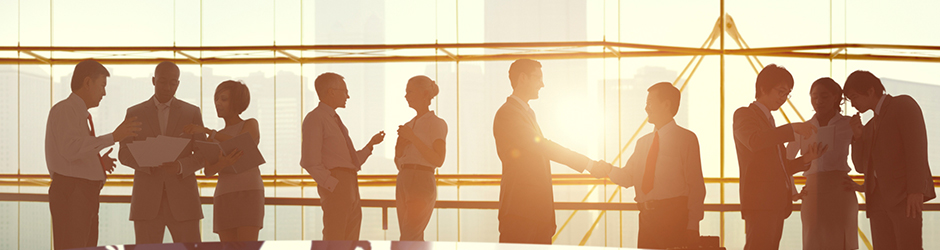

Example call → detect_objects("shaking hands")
589 160 614 178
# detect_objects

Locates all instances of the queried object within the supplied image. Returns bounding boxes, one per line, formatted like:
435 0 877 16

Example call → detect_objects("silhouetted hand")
850 113 863 140
842 175 864 192
369 131 386 146
397 125 417 143
907 193 924 218
99 148 117 173
113 116 142 142
800 142 829 164
206 149 243 175
183 123 210 135
589 160 613 178
791 122 817 140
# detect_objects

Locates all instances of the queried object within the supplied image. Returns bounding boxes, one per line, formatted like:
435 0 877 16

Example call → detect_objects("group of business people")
733 64 935 250
44 58 933 250
45 60 268 249
43 59 448 249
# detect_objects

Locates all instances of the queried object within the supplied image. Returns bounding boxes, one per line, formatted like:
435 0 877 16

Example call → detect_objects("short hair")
70 60 110 91
754 64 794 99
843 70 885 95
407 75 439 98
314 72 345 100
811 77 843 112
508 59 541 88
215 80 251 115
647 82 681 117
811 77 843 98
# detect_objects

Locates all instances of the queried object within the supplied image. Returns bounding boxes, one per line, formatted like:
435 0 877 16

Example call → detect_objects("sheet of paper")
126 135 191 167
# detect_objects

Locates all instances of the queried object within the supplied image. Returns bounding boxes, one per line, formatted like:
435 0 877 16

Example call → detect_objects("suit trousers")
637 196 689 249
318 168 362 241
869 205 923 250
743 210 787 250
49 173 103 250
133 190 202 244
395 167 437 241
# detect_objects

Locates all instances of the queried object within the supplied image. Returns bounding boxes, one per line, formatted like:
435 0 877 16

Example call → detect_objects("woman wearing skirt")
788 77 859 250
186 80 264 242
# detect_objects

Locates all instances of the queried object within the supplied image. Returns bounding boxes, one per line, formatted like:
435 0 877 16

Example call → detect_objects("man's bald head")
153 61 181 103
155 61 180 78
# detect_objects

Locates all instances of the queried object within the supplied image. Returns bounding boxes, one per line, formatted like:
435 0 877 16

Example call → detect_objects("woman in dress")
185 80 264 242
394 75 447 241
788 77 859 250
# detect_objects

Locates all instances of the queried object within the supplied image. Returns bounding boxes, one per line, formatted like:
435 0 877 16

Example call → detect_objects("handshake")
588 160 615 178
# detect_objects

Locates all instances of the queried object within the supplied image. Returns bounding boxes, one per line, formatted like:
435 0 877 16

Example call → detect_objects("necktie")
334 115 361 170
158 103 168 135
88 114 105 173
641 131 659 194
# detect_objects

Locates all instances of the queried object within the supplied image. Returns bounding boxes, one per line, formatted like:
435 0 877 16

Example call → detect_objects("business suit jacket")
119 97 206 221
852 95 935 213
493 97 592 230
733 103 805 218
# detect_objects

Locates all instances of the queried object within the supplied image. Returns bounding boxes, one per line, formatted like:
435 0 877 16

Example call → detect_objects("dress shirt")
396 111 447 168
301 102 374 192
152 97 175 135
509 95 595 172
608 120 705 230
45 93 115 181
786 115 853 175
874 94 887 115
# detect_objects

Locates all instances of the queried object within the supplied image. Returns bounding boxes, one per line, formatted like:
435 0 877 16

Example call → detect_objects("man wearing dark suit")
845 70 935 250
733 64 825 250
493 59 611 244
118 61 206 244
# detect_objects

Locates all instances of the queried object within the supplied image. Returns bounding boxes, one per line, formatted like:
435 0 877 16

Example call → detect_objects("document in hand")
193 133 265 173
126 135 192 167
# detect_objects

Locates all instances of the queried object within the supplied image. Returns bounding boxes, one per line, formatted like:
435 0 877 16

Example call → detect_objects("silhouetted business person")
733 64 826 250
301 72 385 241
605 82 705 249
118 61 207 244
46 60 141 250
394 76 447 241
184 80 263 242
785 78 858 250
493 59 611 244
845 70 935 250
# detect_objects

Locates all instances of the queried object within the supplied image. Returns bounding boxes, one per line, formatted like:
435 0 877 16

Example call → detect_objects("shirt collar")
752 101 773 122
655 119 677 133
317 102 339 117
67 93 90 116
874 94 887 115
152 96 175 109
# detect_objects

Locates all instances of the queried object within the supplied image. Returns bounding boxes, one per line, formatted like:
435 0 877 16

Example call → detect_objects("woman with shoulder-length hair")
787 77 859 250
184 80 264 242
394 75 447 241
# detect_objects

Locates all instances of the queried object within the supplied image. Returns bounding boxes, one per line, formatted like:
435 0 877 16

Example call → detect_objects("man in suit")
732 64 826 250
606 82 705 249
845 70 935 250
119 61 206 244
493 59 611 244
45 60 141 250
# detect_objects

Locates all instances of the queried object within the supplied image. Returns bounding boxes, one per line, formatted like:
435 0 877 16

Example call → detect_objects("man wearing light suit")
119 61 206 244
493 59 611 244
845 70 935 250
733 64 825 250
